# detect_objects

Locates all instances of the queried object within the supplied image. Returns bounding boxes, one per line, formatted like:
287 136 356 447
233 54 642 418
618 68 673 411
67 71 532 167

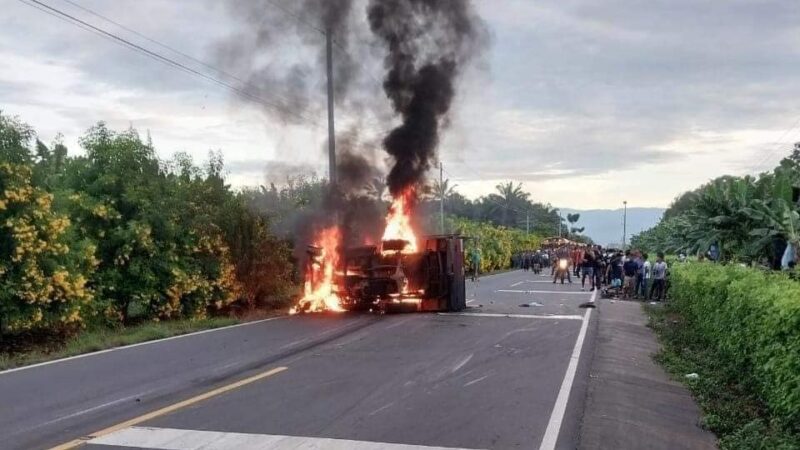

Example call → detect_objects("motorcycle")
554 258 570 284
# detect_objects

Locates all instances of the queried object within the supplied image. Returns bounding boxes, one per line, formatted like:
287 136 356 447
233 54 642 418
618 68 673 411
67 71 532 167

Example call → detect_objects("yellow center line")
49 366 288 450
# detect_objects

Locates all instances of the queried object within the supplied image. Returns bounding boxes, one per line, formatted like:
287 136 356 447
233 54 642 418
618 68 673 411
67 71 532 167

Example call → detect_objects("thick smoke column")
219 0 486 255
367 0 486 197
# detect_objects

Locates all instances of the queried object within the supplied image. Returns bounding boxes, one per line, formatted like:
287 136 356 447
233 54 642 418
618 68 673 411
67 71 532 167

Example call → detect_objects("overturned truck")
299 235 466 314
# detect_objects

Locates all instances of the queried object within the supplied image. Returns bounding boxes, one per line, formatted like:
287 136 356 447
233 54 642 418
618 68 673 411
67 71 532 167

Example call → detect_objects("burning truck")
275 0 484 315
291 190 466 314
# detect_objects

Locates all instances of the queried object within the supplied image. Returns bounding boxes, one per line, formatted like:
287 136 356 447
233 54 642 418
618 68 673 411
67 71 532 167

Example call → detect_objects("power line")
262 0 325 35
748 116 800 174
57 0 391 135
54 0 286 106
19 0 321 126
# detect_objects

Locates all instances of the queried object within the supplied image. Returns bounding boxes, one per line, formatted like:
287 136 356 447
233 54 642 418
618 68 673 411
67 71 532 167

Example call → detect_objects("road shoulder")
578 300 717 450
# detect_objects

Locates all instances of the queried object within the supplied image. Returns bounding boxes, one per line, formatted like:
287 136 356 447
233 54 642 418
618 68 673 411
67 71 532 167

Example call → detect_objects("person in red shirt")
571 247 584 277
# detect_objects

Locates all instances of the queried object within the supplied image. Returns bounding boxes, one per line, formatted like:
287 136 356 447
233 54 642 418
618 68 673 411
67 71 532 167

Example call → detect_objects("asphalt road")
1 270 598 450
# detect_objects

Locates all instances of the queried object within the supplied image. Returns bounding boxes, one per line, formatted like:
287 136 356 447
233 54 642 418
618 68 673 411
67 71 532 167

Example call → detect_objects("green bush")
670 263 800 429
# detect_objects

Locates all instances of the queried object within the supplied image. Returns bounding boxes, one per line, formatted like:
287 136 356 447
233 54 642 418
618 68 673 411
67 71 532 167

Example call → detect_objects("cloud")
3 0 800 209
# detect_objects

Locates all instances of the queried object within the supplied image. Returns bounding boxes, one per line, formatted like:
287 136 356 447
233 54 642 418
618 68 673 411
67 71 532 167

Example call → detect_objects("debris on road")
519 302 543 307
579 302 596 308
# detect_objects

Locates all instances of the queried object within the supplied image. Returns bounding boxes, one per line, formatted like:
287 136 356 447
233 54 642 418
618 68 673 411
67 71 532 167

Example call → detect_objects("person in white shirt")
649 252 668 301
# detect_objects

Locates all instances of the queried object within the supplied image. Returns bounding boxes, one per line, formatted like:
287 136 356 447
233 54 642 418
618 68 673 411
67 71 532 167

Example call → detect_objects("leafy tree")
0 114 96 334
634 156 800 264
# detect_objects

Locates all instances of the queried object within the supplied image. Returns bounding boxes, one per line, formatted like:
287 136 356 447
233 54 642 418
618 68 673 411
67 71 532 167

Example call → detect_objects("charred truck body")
298 235 466 314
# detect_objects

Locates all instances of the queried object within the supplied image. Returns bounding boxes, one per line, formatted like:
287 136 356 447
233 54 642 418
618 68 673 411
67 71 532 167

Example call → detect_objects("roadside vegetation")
0 113 295 362
646 263 800 449
632 145 800 448
447 216 543 272
631 149 800 263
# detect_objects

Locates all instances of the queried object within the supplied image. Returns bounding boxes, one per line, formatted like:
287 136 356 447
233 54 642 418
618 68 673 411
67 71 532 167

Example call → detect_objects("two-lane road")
1 270 597 450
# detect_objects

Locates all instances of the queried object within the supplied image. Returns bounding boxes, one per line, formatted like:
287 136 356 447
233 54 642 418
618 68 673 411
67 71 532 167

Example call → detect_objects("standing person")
622 255 638 299
580 250 595 291
633 251 644 299
470 247 482 282
571 247 582 277
650 252 668 300
593 247 604 289
640 253 651 299
608 252 624 289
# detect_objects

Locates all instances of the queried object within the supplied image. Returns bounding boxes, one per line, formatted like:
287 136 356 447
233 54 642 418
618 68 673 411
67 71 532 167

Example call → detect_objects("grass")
0 316 241 371
644 303 800 450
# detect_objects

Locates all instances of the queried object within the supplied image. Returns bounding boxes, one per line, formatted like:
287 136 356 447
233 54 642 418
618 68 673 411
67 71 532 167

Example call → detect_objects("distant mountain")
561 207 665 247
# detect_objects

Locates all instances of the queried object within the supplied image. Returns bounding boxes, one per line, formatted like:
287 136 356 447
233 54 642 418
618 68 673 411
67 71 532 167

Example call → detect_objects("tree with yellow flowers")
0 114 96 334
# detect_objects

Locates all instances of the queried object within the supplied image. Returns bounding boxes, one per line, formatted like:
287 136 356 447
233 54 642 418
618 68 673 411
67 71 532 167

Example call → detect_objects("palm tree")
432 178 457 202
487 182 529 227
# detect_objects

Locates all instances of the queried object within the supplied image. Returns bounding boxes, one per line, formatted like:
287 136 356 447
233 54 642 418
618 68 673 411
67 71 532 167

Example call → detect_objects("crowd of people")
512 246 670 301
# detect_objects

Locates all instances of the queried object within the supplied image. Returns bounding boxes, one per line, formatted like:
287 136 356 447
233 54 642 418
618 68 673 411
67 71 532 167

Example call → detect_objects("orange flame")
291 226 344 314
381 187 418 254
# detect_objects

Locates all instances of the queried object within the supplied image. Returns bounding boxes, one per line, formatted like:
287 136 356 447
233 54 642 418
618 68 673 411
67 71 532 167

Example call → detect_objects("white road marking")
451 353 473 373
368 401 396 416
496 290 589 295
89 426 484 450
463 375 490 387
511 281 525 287
0 317 286 376
466 299 475 304
538 289 597 450
438 312 583 321
33 389 156 429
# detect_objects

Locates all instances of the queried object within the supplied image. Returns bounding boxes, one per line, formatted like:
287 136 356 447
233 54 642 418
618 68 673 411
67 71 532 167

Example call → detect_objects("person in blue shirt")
633 251 644 299
622 256 639 300
606 252 624 289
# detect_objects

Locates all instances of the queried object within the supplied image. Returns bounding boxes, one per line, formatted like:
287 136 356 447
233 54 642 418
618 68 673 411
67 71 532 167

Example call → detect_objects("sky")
3 0 800 209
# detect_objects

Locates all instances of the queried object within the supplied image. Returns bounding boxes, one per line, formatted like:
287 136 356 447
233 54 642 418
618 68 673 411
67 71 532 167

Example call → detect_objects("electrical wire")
748 115 800 174
19 0 321 126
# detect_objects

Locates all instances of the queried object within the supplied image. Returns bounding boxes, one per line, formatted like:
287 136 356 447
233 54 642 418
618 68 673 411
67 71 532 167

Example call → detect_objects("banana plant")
745 198 800 248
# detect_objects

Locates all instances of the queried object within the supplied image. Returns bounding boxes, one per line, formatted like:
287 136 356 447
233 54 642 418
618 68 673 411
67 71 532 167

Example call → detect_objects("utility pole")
325 28 336 186
439 162 445 234
622 200 628 249
526 210 530 234
556 209 561 237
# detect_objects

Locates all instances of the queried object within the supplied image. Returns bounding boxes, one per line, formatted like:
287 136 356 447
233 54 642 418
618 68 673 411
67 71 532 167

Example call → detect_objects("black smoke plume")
220 0 486 257
367 0 486 197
